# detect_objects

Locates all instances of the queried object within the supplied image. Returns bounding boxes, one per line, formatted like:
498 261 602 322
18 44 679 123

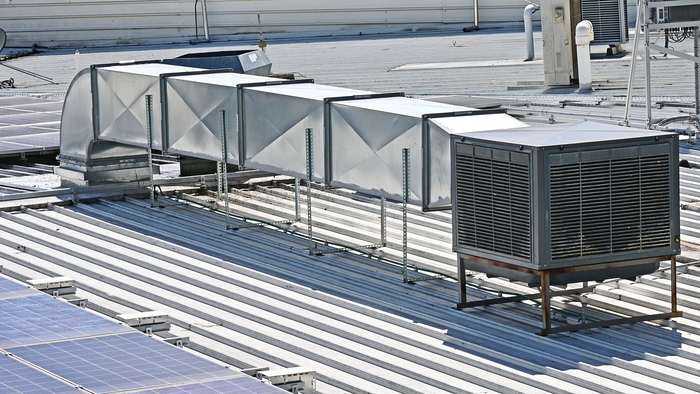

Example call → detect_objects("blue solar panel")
130 376 285 394
0 294 132 348
0 276 36 299
0 353 77 393
9 332 247 393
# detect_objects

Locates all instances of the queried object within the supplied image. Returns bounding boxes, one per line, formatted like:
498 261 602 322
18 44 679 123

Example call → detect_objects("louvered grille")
455 146 531 260
581 0 628 44
549 151 670 260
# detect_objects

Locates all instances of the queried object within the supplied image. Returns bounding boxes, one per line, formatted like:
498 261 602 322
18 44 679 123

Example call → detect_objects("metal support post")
220 110 231 229
305 128 314 254
644 0 652 128
380 196 387 247
294 178 301 222
402 148 410 283
624 0 644 126
695 27 700 114
216 160 222 200
458 256 467 305
145 95 155 206
671 255 678 313
540 271 551 334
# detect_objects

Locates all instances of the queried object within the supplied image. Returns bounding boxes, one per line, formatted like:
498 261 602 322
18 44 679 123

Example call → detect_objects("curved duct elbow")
575 20 594 46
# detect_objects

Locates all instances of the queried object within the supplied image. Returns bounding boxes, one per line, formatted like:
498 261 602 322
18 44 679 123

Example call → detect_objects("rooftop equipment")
452 121 682 334
581 0 628 45
57 59 527 209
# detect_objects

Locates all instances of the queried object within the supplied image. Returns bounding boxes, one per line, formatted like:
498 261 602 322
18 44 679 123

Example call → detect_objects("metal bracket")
455 255 683 336
407 274 452 284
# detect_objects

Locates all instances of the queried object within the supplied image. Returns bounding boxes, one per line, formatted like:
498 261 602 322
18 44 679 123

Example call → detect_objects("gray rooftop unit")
452 121 680 286
581 0 629 45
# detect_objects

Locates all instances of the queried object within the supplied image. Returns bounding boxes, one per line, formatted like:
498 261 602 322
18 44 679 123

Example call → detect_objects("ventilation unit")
452 122 679 286
581 0 629 45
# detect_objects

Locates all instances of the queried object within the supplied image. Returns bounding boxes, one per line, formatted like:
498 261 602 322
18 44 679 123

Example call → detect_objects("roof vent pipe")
575 20 594 92
524 3 540 61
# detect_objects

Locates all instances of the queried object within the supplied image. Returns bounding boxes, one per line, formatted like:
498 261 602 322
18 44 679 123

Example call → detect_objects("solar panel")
0 294 132 348
129 376 285 394
9 332 247 393
0 125 59 142
0 354 77 393
0 112 61 126
0 276 36 299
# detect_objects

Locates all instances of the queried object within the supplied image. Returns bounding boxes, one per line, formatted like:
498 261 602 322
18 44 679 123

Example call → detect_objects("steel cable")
0 77 13 88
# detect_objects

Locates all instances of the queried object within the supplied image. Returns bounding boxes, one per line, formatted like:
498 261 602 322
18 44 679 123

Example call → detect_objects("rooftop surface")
2 25 700 394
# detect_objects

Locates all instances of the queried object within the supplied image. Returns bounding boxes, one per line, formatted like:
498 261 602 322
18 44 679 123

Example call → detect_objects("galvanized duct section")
57 61 527 209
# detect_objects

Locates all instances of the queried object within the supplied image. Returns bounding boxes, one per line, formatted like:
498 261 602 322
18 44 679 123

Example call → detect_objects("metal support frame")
402 148 410 283
145 95 156 206
696 26 700 115
220 110 231 229
306 127 386 255
625 0 700 127
455 255 683 335
306 128 315 254
623 1 644 126
380 197 387 247
295 178 301 222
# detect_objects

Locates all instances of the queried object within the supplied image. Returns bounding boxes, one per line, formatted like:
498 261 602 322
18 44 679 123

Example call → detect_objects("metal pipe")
575 20 594 92
524 4 538 61
624 0 645 126
645 0 652 128
201 0 210 41
473 0 479 28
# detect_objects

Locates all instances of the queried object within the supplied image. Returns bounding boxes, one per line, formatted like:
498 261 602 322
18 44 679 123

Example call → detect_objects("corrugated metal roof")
3 24 700 394
1 189 700 394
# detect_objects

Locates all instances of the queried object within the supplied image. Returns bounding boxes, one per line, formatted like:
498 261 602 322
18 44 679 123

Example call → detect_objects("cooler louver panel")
549 150 670 260
455 147 531 260
581 0 628 45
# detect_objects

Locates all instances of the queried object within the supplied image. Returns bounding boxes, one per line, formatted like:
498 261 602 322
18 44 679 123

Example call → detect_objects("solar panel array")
0 96 60 156
0 276 282 393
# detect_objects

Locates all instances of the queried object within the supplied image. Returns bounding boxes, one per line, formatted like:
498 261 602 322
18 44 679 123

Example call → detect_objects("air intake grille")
549 150 670 260
455 146 531 260
581 0 629 44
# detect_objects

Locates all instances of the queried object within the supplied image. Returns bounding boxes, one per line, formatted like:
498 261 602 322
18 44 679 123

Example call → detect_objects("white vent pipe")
575 20 594 92
524 4 539 61
201 0 210 41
